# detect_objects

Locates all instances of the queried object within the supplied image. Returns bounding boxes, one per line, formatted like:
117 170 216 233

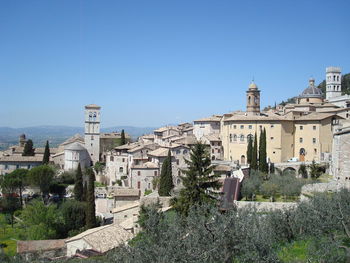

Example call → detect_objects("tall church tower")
84 104 101 164
246 81 260 115
326 66 342 100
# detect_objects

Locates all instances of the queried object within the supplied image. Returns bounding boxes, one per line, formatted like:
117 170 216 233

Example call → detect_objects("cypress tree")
259 128 268 173
159 150 174 196
74 164 84 201
120 129 126 145
173 142 221 216
42 140 50 164
247 136 253 164
22 139 35 156
86 168 96 229
82 182 87 202
250 133 258 170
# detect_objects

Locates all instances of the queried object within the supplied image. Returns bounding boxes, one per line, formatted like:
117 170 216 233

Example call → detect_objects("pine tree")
74 164 84 201
159 150 174 196
247 136 253 164
173 142 221 216
250 133 258 170
42 140 50 164
120 129 126 145
22 139 35 156
86 168 96 229
259 128 268 173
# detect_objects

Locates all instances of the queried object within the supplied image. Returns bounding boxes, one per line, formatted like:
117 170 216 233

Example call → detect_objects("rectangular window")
270 137 274 140
240 125 244 129
313 138 316 144
271 124 274 128
137 181 141 189
176 159 179 165
299 137 303 143
233 125 237 129
248 125 252 129
300 126 303 130
154 171 158 176
313 126 316 130
137 171 141 176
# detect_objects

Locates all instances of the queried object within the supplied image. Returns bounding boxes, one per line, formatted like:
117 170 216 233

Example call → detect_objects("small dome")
65 142 87 151
300 79 323 98
249 81 258 90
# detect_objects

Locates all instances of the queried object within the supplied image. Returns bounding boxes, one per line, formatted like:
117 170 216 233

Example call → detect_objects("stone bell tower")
246 81 260 115
84 104 101 164
326 66 342 100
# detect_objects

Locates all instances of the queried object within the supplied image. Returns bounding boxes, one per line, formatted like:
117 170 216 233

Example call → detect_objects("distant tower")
19 134 26 147
326 66 342 100
246 81 261 115
84 104 101 164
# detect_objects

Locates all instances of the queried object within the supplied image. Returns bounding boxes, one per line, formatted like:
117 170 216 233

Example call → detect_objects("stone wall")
235 201 297 211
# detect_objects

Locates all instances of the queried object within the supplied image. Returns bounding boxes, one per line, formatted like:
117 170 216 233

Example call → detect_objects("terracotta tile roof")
154 126 179 133
194 115 222 122
112 201 139 213
114 188 140 197
147 147 169 157
66 225 132 254
0 155 43 162
294 112 342 121
131 161 158 169
17 239 66 253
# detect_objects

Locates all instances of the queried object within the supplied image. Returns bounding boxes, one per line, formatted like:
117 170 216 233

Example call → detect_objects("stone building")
219 78 343 165
331 123 350 184
130 162 159 195
84 104 101 164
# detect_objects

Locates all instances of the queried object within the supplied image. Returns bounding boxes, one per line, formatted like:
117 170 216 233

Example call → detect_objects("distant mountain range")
0 125 156 150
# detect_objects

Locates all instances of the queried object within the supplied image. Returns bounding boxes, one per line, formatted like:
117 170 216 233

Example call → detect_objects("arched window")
240 134 244 142
334 75 336 81
233 134 237 141
89 113 92 121
119 167 124 173
337 76 339 81
248 96 251 104
93 112 97 121
229 134 232 142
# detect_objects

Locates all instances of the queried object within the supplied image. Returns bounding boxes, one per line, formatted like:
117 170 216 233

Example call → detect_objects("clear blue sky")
1 0 349 128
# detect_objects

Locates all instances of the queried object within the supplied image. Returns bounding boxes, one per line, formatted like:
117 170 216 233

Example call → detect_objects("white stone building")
63 142 91 171
84 104 101 164
193 115 222 140
130 162 159 194
331 123 350 185
326 67 350 108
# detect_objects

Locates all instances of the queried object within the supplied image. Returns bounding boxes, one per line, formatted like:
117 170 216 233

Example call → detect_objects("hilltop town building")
84 104 101 164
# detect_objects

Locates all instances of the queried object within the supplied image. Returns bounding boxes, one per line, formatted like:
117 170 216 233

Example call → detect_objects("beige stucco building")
219 78 343 165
